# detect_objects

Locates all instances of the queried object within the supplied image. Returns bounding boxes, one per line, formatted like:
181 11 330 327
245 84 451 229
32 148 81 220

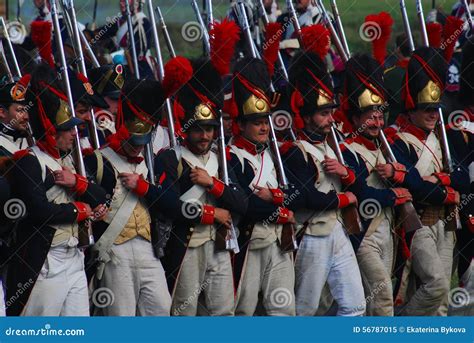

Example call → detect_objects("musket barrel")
0 17 21 77
156 7 176 58
400 0 415 52
0 40 14 82
330 0 350 57
316 0 348 62
191 0 211 55
124 0 140 78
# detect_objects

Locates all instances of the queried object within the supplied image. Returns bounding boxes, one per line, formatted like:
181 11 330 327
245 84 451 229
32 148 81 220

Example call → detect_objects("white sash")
179 147 219 203
0 134 23 155
230 146 278 190
399 131 442 176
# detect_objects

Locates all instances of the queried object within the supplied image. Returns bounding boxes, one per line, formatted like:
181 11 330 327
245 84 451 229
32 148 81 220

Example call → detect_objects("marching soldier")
340 54 413 316
84 77 175 316
229 58 302 316
158 59 247 316
69 70 110 152
6 63 107 316
0 76 31 156
282 48 365 316
386 47 469 316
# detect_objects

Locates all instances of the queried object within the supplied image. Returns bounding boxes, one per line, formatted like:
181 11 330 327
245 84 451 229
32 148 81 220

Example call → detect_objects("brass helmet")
344 54 387 119
404 47 447 111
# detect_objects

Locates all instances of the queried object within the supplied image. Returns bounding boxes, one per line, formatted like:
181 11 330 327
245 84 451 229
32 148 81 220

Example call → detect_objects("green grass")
6 0 459 58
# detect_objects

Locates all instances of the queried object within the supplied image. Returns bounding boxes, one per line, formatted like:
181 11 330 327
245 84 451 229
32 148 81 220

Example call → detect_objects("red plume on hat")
300 24 331 59
210 19 240 76
442 16 464 62
262 22 284 77
30 21 55 68
426 22 443 48
364 12 394 65
162 56 193 98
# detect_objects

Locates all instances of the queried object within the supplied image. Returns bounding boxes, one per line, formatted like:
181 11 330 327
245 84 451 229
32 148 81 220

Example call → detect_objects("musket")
51 0 94 247
79 29 101 68
60 0 101 150
330 0 351 58
155 7 176 58
461 0 474 33
190 2 240 253
204 0 214 29
91 0 98 31
146 0 177 149
256 0 288 80
0 17 21 77
378 132 422 233
416 0 459 230
191 0 211 56
316 0 349 62
124 0 140 78
236 0 298 252
0 40 14 82
399 0 415 53
123 0 155 185
217 111 240 253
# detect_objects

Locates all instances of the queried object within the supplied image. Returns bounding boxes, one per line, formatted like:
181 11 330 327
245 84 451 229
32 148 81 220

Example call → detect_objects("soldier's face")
239 117 269 144
55 127 77 152
222 113 232 137
104 97 118 117
75 102 92 131
305 108 334 135
409 109 439 131
0 103 30 132
353 110 384 139
187 125 215 154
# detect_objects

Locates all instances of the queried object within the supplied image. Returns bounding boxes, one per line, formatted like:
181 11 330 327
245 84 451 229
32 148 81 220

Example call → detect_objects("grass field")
5 0 460 58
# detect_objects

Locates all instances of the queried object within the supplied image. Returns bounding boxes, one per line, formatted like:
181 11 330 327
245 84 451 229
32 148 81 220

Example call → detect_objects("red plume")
210 19 240 76
162 56 193 98
30 21 55 68
442 16 464 62
300 24 331 59
364 12 394 65
262 22 283 77
426 22 443 48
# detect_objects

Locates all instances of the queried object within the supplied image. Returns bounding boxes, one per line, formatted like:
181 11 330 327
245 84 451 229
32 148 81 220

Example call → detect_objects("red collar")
233 135 266 155
352 135 379 151
297 130 325 144
399 121 430 141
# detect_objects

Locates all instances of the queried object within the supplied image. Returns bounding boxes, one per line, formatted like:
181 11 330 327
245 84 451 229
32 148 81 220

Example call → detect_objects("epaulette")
12 149 30 161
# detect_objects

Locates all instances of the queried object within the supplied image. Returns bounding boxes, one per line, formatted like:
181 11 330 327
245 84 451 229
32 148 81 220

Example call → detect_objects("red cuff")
270 188 285 205
468 215 474 233
207 177 225 198
443 186 457 205
73 174 89 196
200 205 215 225
337 193 350 208
340 168 356 186
133 177 149 197
392 188 411 206
433 172 451 186
73 202 89 222
391 163 407 184
276 207 290 224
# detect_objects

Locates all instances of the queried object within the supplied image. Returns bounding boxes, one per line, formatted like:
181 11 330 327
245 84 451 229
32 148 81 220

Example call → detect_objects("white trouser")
97 236 171 316
357 218 394 316
402 220 454 316
172 241 234 316
22 240 89 316
295 222 366 316
235 241 295 316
